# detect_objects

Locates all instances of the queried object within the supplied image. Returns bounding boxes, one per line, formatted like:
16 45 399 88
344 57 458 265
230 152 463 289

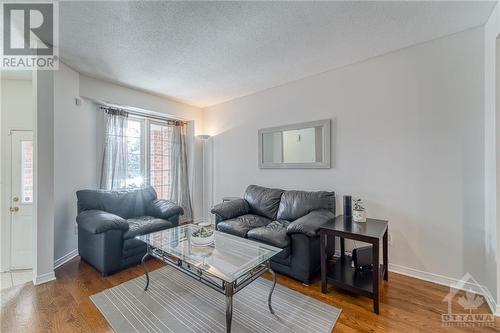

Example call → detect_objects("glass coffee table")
137 224 283 333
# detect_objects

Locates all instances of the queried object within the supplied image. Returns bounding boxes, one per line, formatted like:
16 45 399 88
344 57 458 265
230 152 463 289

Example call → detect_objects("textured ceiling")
59 1 496 108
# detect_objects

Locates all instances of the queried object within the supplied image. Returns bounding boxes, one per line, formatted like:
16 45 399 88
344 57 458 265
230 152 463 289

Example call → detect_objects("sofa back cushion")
76 186 157 219
277 190 335 221
244 185 284 220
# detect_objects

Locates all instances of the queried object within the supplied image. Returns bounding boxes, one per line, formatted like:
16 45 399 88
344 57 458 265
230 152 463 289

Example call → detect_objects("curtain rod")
98 106 188 125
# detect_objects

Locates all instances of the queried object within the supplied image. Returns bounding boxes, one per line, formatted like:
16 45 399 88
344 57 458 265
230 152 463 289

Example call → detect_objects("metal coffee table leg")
141 252 150 291
225 282 234 333
268 264 276 314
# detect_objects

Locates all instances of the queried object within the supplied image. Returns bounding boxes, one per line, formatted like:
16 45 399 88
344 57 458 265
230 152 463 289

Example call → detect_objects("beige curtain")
100 109 128 190
168 123 193 221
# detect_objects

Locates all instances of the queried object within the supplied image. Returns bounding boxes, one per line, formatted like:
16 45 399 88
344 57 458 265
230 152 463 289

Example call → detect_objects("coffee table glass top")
137 224 282 282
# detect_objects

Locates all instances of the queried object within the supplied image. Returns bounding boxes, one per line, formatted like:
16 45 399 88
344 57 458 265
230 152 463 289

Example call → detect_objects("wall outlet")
74 223 78 235
388 232 393 246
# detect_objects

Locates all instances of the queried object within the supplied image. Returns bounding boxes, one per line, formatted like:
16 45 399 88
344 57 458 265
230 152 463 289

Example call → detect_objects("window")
125 118 145 188
149 122 173 199
21 141 33 203
120 116 173 200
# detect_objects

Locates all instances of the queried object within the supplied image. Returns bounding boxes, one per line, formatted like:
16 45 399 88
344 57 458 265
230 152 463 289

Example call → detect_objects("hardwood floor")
1 257 499 332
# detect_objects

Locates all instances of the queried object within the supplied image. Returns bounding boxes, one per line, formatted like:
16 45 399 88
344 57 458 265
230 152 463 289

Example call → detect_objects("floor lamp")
197 134 212 227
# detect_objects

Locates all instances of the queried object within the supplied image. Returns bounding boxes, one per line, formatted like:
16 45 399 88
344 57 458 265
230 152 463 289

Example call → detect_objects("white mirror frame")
258 119 331 169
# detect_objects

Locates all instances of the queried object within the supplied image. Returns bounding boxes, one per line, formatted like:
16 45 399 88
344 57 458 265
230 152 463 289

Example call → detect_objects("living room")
2 1 500 332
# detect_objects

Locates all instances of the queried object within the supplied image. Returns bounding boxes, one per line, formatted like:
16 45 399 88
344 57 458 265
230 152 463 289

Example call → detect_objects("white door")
10 131 33 269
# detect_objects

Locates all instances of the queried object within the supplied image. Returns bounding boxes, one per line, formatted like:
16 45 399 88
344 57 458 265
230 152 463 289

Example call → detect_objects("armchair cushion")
211 198 250 220
217 214 271 238
123 216 173 240
76 210 129 234
76 186 158 219
147 199 184 220
286 209 335 237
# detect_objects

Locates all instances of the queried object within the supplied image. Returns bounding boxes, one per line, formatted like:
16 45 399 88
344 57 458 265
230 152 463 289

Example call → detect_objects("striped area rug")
91 266 341 333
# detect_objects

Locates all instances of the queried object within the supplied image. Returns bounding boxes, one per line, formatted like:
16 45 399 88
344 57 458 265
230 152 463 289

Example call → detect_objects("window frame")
147 119 173 199
124 116 146 189
119 115 174 198
20 140 33 203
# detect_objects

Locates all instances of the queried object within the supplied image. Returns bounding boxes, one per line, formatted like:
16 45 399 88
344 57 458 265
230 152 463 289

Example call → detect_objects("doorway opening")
0 70 34 290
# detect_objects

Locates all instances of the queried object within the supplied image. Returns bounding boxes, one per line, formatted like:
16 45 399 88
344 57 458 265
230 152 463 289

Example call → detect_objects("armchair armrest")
76 210 129 234
147 199 184 220
286 210 335 237
211 198 250 221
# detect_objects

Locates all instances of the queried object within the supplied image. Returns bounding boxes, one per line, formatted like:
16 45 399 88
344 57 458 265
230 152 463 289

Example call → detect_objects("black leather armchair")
76 186 183 275
211 185 336 283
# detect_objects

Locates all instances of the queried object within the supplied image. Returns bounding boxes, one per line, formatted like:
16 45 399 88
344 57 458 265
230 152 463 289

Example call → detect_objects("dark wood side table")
319 215 388 314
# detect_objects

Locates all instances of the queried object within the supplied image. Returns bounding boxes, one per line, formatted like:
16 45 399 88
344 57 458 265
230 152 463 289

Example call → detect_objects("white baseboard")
389 263 497 315
33 271 55 285
54 249 79 270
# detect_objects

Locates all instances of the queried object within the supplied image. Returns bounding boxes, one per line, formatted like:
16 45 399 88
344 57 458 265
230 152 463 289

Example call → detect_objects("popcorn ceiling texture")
59 1 495 108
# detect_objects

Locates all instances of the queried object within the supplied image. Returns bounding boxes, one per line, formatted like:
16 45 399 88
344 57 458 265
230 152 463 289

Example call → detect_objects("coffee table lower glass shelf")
137 224 283 333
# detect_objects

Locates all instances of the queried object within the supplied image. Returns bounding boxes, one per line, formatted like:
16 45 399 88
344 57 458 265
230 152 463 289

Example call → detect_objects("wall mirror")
259 119 331 169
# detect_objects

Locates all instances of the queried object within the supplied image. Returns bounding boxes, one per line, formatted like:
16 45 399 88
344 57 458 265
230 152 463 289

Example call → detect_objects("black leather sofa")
211 185 336 283
76 186 183 275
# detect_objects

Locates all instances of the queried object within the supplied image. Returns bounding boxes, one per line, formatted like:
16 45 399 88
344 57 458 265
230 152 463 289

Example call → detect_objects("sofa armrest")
211 198 250 221
286 210 335 237
147 199 184 220
76 210 129 234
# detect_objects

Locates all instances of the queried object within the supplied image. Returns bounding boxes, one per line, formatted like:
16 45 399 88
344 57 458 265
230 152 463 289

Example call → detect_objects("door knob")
13 197 19 202
10 207 19 212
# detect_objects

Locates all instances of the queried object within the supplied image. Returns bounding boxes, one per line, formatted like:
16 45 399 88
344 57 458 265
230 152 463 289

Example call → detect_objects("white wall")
0 78 33 272
52 64 205 265
33 70 55 284
79 75 203 135
204 27 488 294
53 63 97 264
484 0 500 313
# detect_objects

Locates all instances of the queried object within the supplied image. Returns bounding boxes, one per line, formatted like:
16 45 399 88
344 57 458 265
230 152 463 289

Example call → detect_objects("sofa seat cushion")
217 214 271 237
123 216 173 240
247 220 291 248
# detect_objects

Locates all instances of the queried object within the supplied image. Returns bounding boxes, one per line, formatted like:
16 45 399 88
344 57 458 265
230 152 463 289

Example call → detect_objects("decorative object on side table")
352 198 367 222
343 195 352 218
319 215 388 314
